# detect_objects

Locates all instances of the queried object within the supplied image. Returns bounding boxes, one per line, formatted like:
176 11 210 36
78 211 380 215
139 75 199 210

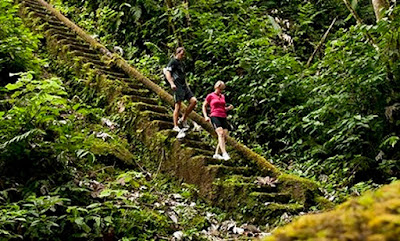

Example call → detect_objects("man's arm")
163 68 176 90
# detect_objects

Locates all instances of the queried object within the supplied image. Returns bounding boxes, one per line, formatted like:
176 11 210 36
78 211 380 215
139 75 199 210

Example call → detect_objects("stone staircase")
18 0 325 224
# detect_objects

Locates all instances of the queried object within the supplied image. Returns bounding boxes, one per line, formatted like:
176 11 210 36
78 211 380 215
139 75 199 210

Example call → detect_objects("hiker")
163 47 197 137
202 81 233 160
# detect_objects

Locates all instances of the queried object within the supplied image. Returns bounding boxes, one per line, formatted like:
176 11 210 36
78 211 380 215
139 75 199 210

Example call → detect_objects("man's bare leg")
181 97 197 121
173 102 181 128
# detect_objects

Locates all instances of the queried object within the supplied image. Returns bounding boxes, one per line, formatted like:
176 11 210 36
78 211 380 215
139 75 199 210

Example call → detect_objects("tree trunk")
342 0 378 49
183 0 191 27
165 0 183 46
372 0 389 21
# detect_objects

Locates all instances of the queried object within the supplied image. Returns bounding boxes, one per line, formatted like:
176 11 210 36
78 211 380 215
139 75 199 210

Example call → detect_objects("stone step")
98 69 127 78
127 82 145 89
249 192 291 204
57 40 96 54
114 77 134 83
179 139 212 151
129 95 158 105
68 50 101 60
77 58 105 68
206 165 254 177
44 28 76 38
23 0 45 8
139 110 171 122
44 24 71 33
107 75 134 81
213 175 279 192
51 34 81 43
46 19 67 28
121 88 151 97
183 132 204 142
132 102 168 114
27 10 58 21
65 45 98 57
23 3 47 13
188 148 214 157
191 155 254 170
28 9 49 17
204 155 243 167
149 120 174 130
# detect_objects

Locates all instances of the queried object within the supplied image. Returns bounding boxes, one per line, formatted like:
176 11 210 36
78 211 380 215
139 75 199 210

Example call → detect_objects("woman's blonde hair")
214 81 225 90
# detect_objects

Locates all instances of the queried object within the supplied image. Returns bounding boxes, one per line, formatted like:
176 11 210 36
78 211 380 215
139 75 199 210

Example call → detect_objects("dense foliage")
51 0 400 201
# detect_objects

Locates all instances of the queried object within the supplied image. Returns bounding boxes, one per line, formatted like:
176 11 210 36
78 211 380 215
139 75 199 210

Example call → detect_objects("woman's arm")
202 101 210 122
225 104 234 111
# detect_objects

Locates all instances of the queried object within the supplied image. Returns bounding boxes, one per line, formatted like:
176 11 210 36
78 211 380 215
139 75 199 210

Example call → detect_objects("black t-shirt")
166 58 186 88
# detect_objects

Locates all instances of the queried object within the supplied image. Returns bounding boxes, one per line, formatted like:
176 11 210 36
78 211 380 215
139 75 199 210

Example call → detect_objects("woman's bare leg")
216 127 226 154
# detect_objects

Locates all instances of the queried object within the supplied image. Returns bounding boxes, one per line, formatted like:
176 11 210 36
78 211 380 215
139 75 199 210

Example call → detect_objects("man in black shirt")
163 47 197 134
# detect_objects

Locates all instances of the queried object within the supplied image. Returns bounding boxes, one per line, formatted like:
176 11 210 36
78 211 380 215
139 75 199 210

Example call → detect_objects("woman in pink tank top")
202 81 234 160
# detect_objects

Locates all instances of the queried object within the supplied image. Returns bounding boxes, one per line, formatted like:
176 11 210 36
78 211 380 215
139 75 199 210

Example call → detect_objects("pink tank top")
206 92 227 118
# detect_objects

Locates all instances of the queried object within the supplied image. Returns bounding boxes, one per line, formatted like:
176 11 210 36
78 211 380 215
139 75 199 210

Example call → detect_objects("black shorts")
174 86 194 103
211 116 229 130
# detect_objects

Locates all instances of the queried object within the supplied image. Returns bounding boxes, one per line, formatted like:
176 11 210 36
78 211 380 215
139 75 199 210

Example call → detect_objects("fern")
0 129 45 150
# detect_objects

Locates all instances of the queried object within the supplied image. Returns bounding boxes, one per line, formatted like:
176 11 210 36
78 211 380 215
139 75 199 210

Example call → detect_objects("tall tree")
372 0 389 21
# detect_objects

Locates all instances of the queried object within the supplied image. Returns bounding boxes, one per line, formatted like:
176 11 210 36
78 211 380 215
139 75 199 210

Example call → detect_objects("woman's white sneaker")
213 154 224 160
172 126 181 132
222 152 230 160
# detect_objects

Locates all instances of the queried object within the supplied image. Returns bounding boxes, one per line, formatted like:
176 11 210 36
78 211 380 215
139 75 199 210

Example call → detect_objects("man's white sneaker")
222 152 230 161
176 130 186 139
178 118 190 130
172 126 181 132
213 154 224 160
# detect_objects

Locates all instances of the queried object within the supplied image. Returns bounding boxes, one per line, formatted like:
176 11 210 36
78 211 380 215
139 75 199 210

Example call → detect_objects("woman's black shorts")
211 116 229 130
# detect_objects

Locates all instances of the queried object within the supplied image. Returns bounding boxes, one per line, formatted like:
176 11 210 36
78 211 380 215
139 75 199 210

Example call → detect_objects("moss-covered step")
249 192 291 203
187 148 214 157
66 50 102 60
131 102 168 114
138 110 171 122
181 131 205 142
214 175 281 193
130 95 159 105
240 202 304 225
55 37 91 48
27 10 57 20
178 139 213 151
22 5 47 14
44 28 77 38
122 88 151 97
43 23 71 33
44 19 68 28
206 165 255 177
277 174 321 206
97 69 128 78
126 82 145 89
60 43 97 54
147 120 174 130
67 56 104 67
22 0 45 7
